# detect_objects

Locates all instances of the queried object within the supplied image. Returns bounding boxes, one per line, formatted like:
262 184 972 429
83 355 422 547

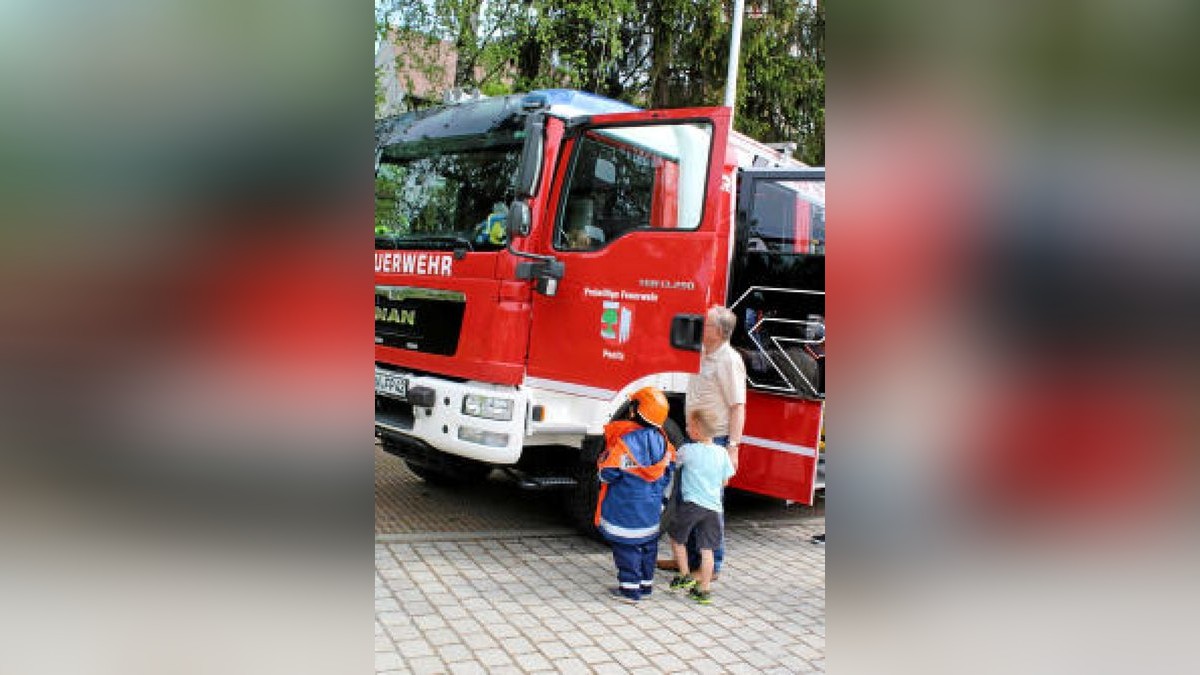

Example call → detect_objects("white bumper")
375 369 527 464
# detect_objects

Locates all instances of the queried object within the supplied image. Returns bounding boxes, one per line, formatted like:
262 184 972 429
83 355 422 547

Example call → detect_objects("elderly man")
660 305 746 578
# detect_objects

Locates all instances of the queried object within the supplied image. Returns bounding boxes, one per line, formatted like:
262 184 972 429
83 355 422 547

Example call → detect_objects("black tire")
662 417 686 449
659 418 685 534
564 436 604 537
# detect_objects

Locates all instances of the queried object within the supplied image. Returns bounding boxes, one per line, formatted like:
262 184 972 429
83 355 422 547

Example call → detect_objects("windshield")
375 138 521 252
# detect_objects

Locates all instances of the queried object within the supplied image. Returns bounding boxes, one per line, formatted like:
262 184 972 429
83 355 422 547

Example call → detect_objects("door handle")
670 314 704 351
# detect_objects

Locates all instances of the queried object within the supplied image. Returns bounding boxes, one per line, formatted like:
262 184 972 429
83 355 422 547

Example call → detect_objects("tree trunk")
453 3 480 88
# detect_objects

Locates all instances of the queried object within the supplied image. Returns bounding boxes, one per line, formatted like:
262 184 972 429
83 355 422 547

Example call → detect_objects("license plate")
375 369 408 400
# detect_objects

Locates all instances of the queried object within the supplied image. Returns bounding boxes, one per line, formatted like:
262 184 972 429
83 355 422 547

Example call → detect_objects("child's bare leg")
697 549 715 591
670 538 691 577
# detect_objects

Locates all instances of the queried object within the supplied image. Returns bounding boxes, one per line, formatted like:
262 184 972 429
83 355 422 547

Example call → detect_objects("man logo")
376 307 416 326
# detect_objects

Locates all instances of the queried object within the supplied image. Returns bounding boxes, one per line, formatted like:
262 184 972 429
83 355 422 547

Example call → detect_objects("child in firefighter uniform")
595 386 675 603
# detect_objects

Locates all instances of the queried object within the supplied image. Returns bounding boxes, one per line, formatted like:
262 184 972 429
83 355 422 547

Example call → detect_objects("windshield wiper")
376 235 475 252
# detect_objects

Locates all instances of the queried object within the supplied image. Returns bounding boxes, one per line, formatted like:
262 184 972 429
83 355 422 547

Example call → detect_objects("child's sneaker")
668 575 696 592
688 587 712 605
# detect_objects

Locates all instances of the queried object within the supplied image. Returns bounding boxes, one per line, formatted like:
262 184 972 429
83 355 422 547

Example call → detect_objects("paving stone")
442 616 480 633
741 649 778 669
374 652 403 671
424 628 459 647
611 649 651 669
396 639 435 659
501 635 536 655
575 645 610 665
447 661 488 675
413 614 447 631
551 657 590 674
513 652 554 671
536 640 573 660
794 642 821 661
519 627 557 644
374 598 400 613
692 659 727 674
505 612 540 629
486 622 520 640
384 624 421 642
403 601 436 617
405 655 446 673
473 647 512 667
377 611 407 626
437 643 473 663
555 630 594 649
648 653 688 672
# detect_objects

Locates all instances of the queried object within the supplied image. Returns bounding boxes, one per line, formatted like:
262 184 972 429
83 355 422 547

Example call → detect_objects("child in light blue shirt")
666 409 735 604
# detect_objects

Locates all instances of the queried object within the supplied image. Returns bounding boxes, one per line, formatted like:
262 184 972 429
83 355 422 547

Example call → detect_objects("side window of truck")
556 122 712 250
746 180 826 255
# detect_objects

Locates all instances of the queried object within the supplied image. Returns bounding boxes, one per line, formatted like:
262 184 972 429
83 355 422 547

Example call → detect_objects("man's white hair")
707 305 737 341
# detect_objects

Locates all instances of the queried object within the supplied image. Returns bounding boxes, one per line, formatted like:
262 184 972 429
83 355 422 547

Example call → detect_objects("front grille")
375 286 466 356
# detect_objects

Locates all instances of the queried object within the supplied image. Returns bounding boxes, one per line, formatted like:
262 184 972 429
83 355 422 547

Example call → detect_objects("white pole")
723 0 746 116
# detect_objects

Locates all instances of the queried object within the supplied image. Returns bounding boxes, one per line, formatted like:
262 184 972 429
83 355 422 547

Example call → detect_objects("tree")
375 0 824 164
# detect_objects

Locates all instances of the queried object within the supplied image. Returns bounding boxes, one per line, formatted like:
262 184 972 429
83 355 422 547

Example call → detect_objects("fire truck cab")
375 90 823 529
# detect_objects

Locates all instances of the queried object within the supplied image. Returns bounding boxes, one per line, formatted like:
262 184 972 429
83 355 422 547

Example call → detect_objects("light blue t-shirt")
677 441 735 513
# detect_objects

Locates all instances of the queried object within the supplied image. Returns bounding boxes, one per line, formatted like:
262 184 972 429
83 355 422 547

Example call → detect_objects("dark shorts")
668 500 723 552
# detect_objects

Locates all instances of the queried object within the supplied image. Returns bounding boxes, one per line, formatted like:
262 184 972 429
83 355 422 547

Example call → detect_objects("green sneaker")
668 575 696 592
688 587 712 605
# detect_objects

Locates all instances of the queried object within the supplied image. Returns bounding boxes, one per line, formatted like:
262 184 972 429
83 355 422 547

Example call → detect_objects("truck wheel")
403 459 491 486
662 418 685 450
564 435 603 537
564 460 602 537
659 418 685 534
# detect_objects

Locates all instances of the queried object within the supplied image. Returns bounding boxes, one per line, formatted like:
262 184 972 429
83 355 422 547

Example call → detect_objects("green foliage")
376 0 824 164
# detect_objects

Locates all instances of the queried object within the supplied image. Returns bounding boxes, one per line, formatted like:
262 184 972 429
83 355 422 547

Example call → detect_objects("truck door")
526 108 732 397
728 167 825 503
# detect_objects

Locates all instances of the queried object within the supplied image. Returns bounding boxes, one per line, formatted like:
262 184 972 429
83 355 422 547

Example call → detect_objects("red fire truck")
375 90 824 529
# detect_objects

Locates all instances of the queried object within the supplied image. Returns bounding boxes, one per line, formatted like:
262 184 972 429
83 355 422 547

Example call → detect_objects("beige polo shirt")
685 342 747 438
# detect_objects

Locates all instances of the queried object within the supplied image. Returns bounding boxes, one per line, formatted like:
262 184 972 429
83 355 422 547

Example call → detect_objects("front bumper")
374 368 525 465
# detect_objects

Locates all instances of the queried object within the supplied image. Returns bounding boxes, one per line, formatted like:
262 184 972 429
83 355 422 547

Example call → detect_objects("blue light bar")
529 89 641 119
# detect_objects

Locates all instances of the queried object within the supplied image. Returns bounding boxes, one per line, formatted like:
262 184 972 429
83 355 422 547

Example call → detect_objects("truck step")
502 468 578 491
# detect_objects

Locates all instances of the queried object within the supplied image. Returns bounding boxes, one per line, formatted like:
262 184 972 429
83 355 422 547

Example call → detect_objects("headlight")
461 394 513 421
458 426 510 448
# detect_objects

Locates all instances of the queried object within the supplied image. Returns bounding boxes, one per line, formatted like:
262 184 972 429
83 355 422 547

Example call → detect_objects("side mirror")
515 114 545 199
507 200 531 238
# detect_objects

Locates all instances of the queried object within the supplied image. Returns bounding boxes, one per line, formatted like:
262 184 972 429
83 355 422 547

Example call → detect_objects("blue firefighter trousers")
611 539 658 600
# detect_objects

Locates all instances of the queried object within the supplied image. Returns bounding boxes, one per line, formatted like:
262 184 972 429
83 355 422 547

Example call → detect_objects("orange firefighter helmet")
628 386 669 427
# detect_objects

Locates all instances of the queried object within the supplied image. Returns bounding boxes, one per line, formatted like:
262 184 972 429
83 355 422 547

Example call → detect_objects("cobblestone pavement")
376 523 825 674
376 442 825 673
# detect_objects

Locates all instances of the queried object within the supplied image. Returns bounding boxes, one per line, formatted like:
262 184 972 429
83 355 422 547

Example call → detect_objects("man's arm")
726 403 745 471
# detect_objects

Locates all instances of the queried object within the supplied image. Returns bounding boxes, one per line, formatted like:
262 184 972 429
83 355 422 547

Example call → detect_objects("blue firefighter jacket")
596 421 674 544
